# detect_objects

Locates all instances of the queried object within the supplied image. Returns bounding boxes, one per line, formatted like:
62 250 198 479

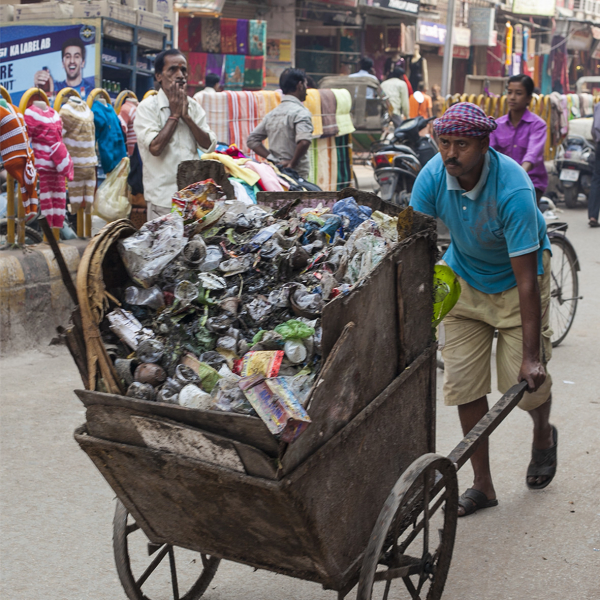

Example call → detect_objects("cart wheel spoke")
357 454 458 600
136 544 170 588
168 546 180 600
113 499 221 600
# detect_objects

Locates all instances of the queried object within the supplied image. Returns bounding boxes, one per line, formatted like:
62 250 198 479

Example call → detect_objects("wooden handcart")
63 189 528 600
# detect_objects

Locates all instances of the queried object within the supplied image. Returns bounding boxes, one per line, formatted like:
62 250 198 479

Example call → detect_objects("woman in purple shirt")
490 75 548 206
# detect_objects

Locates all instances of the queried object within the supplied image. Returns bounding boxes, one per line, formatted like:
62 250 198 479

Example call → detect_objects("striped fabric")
24 105 74 178
433 102 497 137
0 102 38 219
59 99 98 167
227 91 261 155
118 99 138 157
24 104 73 228
195 90 230 145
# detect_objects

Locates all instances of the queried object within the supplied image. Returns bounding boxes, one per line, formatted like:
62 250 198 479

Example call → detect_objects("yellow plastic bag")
433 265 461 328
94 157 131 222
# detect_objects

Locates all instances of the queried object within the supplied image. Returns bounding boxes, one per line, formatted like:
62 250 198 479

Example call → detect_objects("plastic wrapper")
94 157 131 223
233 350 284 378
197 362 222 393
433 265 461 328
136 339 165 363
238 375 311 442
118 213 185 288
171 179 223 224
212 372 254 414
371 210 398 243
331 197 372 233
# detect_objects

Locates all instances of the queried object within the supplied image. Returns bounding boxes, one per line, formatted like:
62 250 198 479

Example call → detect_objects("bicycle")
546 221 581 347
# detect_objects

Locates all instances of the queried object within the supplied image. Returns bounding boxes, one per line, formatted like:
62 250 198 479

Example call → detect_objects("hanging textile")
316 137 338 192
260 90 281 114
541 54 551 95
0 102 38 220
201 18 221 53
178 16 191 51
243 56 264 90
336 134 352 190
196 90 230 145
331 88 355 137
206 53 224 82
319 89 339 137
189 19 203 52
220 18 238 54
249 20 266 56
91 101 127 174
188 52 207 86
224 55 245 91
254 90 266 121
304 88 323 138
237 19 249 55
227 91 261 154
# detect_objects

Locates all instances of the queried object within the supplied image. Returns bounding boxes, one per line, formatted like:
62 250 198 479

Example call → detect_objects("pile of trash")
102 181 400 441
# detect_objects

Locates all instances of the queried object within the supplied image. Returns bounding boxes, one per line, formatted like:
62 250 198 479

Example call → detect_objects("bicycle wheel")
549 235 579 347
0 219 43 245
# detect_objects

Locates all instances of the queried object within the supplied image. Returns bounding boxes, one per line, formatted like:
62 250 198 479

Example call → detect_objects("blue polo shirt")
410 148 551 294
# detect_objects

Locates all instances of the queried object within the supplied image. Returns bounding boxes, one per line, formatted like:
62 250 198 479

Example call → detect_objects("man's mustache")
445 159 461 167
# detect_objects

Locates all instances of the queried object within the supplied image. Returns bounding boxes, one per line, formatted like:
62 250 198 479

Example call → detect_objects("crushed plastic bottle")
125 285 165 310
174 280 198 305
199 245 224 271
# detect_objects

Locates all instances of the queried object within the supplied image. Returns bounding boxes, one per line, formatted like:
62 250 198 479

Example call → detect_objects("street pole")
441 0 456 97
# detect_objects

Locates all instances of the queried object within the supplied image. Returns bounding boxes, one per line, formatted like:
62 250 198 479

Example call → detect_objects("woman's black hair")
508 74 534 96
154 48 185 75
281 68 306 94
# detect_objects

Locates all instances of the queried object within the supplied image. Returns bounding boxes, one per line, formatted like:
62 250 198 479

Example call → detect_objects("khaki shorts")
442 250 552 411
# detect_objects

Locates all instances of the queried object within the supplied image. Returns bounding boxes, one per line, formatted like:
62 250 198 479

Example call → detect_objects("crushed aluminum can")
136 339 165 364
126 382 156 401
134 363 167 386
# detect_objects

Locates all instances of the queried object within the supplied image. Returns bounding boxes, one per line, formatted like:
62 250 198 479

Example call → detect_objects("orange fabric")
0 103 38 217
409 93 433 119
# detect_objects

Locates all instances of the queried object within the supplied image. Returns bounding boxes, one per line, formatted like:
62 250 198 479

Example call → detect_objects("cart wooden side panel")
74 344 435 591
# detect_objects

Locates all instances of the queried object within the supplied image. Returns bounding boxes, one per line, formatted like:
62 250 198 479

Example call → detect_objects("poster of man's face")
62 43 85 85
0 24 97 105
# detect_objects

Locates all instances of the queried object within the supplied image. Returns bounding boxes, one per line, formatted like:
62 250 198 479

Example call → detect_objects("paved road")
1 195 598 600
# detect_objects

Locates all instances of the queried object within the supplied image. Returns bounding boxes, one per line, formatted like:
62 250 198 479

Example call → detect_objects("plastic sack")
433 265 461 327
94 157 131 223
118 212 185 288
331 197 372 233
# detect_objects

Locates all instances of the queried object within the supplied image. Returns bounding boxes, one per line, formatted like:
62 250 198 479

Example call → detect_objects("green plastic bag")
197 362 221 393
433 265 461 328
274 319 315 341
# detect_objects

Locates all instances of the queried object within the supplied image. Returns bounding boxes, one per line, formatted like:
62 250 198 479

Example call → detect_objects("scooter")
555 135 595 208
371 109 438 208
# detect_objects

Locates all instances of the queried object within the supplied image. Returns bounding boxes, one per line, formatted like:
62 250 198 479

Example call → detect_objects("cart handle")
447 380 529 472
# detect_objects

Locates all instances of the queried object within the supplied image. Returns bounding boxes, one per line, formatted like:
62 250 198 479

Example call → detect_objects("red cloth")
220 18 237 55
178 17 190 51
217 145 247 159
188 52 207 86
403 75 413 96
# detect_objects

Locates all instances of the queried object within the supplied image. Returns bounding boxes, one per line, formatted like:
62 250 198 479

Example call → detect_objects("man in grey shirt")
588 100 600 227
247 69 313 179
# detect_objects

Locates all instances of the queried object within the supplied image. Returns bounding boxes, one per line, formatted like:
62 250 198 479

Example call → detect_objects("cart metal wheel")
357 454 458 600
113 499 220 600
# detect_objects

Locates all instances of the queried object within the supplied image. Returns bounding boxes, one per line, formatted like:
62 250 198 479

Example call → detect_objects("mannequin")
91 95 127 174
59 96 97 215
409 44 429 92
119 97 139 156
24 100 74 230
0 100 39 221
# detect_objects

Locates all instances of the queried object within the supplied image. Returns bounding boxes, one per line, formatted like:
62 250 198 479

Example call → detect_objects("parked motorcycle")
371 113 438 208
555 135 595 208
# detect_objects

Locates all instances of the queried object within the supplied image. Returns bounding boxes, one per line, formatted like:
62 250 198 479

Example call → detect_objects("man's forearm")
183 115 213 150
512 253 541 361
149 118 178 156
289 139 311 169
249 142 270 159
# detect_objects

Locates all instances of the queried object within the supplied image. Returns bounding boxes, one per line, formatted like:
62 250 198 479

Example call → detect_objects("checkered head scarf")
433 102 497 137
